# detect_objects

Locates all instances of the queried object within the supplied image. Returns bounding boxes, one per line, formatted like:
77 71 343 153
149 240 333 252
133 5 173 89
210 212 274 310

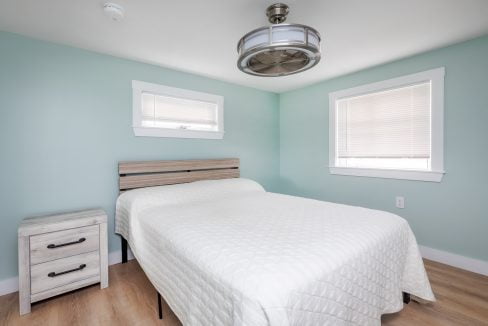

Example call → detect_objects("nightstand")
18 209 108 315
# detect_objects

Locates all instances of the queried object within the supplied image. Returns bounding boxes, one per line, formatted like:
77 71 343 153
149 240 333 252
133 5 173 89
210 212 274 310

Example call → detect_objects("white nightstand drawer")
30 251 100 294
30 225 99 265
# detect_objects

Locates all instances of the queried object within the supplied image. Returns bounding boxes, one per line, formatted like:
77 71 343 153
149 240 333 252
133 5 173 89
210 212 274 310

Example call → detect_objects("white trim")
0 249 136 296
108 248 135 265
419 245 488 276
328 68 445 100
0 276 19 296
133 127 224 139
329 167 444 182
132 80 224 139
328 67 445 182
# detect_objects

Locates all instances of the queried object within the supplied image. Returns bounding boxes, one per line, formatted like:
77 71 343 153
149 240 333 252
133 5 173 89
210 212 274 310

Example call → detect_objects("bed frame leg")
121 237 128 264
157 292 163 319
403 292 411 304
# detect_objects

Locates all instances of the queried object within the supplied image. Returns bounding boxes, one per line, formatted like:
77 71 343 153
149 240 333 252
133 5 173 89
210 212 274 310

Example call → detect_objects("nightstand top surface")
19 209 107 236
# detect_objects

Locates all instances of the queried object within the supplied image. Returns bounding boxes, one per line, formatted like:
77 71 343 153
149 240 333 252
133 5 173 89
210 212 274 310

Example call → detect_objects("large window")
329 68 445 182
132 81 224 139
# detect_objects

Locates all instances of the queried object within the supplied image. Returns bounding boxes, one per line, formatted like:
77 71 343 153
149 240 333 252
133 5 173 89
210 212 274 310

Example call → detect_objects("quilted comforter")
115 178 434 326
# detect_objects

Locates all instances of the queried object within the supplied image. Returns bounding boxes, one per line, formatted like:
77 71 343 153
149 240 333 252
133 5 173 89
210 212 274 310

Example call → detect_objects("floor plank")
382 259 488 326
0 259 486 325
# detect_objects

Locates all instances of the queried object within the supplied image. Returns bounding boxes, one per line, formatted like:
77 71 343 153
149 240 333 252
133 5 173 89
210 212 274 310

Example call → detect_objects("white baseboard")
108 248 135 265
1 246 486 296
419 245 488 276
0 276 19 297
0 248 135 297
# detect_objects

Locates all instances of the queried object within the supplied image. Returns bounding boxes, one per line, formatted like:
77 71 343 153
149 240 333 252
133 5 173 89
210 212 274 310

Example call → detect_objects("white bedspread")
116 178 434 326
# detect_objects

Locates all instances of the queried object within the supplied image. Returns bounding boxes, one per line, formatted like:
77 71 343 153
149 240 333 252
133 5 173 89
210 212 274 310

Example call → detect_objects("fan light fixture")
237 3 321 77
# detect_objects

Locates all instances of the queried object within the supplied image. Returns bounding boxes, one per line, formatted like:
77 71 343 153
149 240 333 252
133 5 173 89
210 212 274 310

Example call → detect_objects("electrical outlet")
395 196 405 209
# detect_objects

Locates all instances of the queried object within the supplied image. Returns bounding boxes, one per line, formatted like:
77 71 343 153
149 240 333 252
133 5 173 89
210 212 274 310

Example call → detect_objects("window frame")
132 80 224 139
328 67 445 182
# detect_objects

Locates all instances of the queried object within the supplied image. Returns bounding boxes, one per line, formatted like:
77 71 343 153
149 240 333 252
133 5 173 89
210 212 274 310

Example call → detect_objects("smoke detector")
237 3 321 77
103 3 125 22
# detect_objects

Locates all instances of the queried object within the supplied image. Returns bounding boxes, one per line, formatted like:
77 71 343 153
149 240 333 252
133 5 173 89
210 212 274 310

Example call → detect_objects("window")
329 68 445 182
132 80 224 139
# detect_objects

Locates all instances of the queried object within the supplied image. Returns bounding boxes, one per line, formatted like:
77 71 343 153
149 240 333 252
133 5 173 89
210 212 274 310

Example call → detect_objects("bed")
115 158 435 326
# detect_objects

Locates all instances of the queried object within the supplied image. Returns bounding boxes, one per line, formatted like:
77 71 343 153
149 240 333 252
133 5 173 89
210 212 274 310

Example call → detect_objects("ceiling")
1 0 488 93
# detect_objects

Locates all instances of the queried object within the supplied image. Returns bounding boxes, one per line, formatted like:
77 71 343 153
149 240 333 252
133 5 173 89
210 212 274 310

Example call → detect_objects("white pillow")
116 178 264 236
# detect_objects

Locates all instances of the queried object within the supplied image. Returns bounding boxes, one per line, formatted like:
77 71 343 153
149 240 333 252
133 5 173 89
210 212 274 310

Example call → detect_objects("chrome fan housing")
237 4 321 77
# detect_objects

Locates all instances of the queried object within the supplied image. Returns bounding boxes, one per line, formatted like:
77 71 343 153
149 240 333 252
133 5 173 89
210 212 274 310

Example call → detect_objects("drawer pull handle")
47 237 86 249
48 264 87 277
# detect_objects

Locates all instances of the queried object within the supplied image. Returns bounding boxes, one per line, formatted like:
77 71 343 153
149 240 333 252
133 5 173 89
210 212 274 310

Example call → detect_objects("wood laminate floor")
1 259 487 325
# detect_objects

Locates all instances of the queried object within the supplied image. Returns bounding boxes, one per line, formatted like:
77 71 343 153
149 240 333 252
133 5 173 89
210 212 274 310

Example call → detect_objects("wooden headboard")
118 158 240 191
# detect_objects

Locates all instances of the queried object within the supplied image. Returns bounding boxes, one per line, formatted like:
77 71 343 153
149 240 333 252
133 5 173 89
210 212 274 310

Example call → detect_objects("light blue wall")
279 35 488 262
1 31 487 283
0 32 280 280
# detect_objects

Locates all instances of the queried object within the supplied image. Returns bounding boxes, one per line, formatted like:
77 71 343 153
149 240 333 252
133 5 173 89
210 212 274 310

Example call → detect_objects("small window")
132 81 224 139
329 68 445 182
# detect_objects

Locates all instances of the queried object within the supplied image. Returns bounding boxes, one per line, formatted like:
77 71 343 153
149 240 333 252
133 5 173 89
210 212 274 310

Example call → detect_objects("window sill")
329 167 445 182
133 127 224 139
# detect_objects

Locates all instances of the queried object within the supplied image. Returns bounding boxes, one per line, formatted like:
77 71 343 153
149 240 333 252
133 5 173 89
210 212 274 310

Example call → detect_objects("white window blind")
141 93 218 131
132 80 224 139
336 82 431 170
